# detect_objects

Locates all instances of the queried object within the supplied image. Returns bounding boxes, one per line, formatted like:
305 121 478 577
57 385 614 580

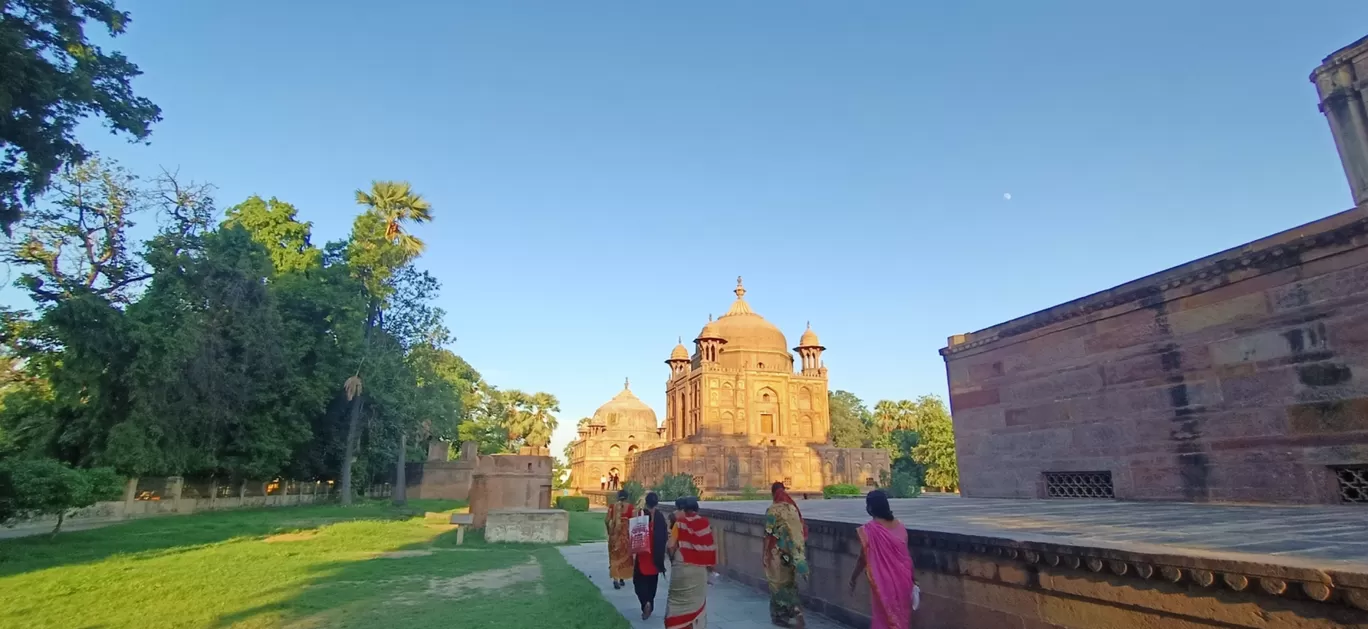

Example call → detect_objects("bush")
880 468 924 499
739 485 763 500
822 483 861 498
555 495 589 512
651 474 699 502
621 480 646 506
0 458 124 536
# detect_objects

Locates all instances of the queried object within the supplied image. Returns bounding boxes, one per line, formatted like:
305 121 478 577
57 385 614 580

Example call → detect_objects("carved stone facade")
628 279 889 493
566 380 666 493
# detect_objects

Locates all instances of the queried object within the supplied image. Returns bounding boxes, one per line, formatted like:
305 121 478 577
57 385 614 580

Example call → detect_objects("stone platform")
697 495 1368 628
484 508 568 544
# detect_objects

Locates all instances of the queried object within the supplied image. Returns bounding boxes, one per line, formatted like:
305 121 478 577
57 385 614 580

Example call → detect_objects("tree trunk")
340 397 363 505
339 301 380 506
393 432 407 506
51 511 65 539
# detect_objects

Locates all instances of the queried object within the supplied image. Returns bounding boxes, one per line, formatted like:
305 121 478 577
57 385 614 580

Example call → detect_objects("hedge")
555 496 590 512
822 483 861 498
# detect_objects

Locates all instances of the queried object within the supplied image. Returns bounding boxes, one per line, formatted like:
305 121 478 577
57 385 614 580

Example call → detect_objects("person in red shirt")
633 491 669 619
666 497 716 628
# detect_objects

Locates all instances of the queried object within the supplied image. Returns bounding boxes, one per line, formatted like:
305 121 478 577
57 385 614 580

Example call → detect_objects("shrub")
739 485 763 500
880 468 924 499
822 483 861 498
0 458 124 536
555 495 589 512
621 480 646 506
651 474 699 502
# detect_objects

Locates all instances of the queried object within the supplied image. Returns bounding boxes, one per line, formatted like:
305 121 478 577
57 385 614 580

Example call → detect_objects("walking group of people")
605 482 916 629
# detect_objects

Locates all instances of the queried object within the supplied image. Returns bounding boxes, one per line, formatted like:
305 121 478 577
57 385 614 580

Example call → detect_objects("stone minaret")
1312 35 1368 207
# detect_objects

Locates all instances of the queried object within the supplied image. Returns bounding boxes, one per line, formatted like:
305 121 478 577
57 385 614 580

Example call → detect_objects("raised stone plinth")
484 508 568 544
695 496 1368 628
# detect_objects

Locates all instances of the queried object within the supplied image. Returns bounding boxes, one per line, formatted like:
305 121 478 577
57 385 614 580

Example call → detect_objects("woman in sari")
605 489 634 589
849 490 915 629
764 482 809 628
666 496 715 629
633 492 669 619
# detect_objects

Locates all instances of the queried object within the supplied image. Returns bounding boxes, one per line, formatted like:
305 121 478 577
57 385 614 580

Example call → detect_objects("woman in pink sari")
849 490 915 629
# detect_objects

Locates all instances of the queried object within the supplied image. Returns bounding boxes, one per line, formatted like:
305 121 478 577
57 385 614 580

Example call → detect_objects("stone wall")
625 441 889 494
942 205 1368 503
701 507 1368 629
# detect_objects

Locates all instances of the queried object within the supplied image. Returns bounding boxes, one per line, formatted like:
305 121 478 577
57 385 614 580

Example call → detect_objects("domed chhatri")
567 378 666 494
627 277 890 494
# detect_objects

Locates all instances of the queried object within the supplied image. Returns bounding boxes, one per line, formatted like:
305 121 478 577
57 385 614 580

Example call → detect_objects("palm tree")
502 390 560 453
354 181 433 256
873 400 903 434
337 180 434 505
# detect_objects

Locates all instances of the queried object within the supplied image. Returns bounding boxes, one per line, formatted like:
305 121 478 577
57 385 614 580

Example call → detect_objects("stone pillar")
122 477 137 520
167 476 184 513
1312 35 1368 206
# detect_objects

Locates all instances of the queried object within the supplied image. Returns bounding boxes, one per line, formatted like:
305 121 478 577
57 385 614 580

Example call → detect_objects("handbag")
628 514 650 554
912 584 921 611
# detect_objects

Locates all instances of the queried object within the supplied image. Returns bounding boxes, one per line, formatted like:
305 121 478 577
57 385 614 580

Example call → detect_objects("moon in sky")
1003 193 1012 200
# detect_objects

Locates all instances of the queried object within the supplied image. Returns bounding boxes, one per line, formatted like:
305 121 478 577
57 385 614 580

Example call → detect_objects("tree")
910 396 958 492
503 390 559 452
222 196 321 274
882 430 924 499
0 0 162 234
552 456 571 490
0 458 122 536
1 156 148 303
338 181 433 504
828 390 873 448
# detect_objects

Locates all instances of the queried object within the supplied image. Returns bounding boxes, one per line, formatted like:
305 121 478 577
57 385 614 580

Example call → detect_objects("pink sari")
857 521 914 629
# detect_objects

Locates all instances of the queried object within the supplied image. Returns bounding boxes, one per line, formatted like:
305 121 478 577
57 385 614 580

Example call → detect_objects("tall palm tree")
354 181 433 256
337 180 434 505
502 390 560 452
873 400 903 434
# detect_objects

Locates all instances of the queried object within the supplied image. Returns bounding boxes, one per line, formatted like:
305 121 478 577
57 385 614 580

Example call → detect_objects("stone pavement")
701 494 1368 570
559 542 846 629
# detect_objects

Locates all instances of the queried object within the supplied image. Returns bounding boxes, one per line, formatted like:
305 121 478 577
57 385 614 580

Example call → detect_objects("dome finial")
624 377 630 390
735 276 746 299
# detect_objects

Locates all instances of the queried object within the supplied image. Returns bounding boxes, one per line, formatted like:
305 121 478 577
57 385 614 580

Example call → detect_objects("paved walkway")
559 542 846 629
700 494 1368 570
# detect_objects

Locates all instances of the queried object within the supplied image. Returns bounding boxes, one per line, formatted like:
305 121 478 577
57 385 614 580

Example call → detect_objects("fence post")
209 478 218 511
239 480 247 501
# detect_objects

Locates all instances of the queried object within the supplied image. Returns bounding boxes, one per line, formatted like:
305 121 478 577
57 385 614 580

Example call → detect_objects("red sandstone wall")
943 206 1368 503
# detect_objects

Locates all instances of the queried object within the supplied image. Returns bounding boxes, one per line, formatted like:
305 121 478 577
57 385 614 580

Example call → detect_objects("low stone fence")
700 507 1368 629
3 476 394 535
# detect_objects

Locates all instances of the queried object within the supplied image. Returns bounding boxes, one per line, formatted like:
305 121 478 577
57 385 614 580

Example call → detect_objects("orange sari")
606 502 635 580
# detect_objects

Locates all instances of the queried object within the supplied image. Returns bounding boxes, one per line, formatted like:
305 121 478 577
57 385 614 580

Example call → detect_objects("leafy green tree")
503 390 560 452
223 196 322 274
0 0 162 234
910 396 958 492
0 458 123 536
457 382 511 456
883 430 924 499
552 456 571 490
828 390 873 448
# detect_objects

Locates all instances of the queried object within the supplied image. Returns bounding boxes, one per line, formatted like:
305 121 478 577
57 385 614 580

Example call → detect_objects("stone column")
166 476 184 513
1312 36 1368 206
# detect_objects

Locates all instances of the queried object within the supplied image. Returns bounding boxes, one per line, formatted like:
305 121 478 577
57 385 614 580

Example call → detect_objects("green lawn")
0 501 626 629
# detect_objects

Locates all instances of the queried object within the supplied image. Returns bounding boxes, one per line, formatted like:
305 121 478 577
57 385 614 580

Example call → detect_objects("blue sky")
28 1 1368 457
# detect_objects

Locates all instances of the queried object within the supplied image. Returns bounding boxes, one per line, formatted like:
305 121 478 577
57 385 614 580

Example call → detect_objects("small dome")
591 379 659 431
697 315 723 341
797 323 822 348
670 341 690 360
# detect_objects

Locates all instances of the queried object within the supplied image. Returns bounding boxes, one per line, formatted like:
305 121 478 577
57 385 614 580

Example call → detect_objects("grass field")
0 501 625 629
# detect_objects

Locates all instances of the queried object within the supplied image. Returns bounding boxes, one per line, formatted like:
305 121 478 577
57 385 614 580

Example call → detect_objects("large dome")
592 379 659 430
711 278 788 352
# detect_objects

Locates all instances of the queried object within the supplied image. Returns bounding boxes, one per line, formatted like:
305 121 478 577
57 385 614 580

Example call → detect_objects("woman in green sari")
764 482 809 628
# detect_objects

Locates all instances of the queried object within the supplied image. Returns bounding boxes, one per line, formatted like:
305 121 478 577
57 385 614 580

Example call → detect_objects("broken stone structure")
409 440 552 528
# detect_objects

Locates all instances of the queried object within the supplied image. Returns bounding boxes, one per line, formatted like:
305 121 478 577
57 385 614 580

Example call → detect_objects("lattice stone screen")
1335 466 1368 504
1044 471 1114 499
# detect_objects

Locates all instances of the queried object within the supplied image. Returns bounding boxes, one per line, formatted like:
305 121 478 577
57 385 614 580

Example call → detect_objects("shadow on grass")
0 499 462 578
211 516 625 629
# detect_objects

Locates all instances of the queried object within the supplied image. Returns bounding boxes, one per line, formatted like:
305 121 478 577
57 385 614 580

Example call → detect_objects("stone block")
483 508 568 544
1286 397 1368 434
950 387 1000 412
1168 292 1270 336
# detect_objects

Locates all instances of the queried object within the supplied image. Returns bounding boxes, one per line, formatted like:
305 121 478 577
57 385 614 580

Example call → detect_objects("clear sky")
39 1 1368 457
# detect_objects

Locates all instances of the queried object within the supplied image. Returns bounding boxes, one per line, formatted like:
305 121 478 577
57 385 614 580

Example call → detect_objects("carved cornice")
696 508 1368 613
941 207 1368 358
